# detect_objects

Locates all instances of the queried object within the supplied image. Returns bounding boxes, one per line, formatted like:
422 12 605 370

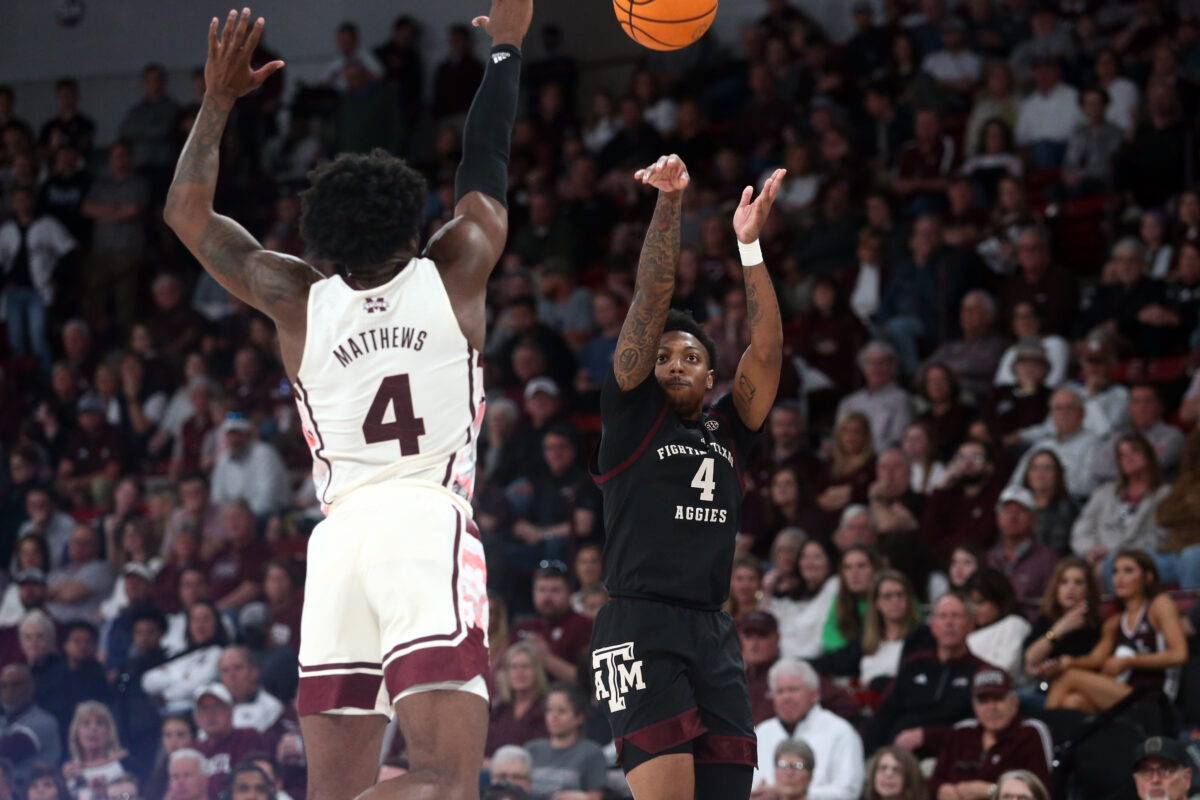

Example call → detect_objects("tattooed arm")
613 155 689 392
730 170 787 430
164 10 320 331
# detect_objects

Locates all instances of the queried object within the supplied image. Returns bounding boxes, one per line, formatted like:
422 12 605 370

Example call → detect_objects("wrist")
203 91 236 112
738 238 763 267
491 38 524 51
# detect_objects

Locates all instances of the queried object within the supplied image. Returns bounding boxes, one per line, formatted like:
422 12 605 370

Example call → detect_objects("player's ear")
706 370 714 389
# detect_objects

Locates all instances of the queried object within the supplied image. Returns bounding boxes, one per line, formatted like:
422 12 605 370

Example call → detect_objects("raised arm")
612 154 690 391
164 9 320 332
426 0 530 348
729 169 786 430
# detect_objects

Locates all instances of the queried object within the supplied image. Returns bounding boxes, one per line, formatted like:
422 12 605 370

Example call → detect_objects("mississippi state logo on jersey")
363 297 389 314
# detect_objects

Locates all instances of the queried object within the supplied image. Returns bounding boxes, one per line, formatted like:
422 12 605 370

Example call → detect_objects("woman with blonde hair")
812 569 921 690
863 746 928 800
485 641 549 760
62 701 129 797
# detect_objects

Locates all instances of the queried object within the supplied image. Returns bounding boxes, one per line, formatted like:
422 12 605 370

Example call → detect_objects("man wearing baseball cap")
194 683 270 800
737 610 780 724
928 668 1053 800
986 486 1058 606
1132 736 1194 800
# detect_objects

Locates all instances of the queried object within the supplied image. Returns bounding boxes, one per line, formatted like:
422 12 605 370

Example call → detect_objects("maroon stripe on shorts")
298 660 381 673
382 625 488 701
615 707 707 759
297 671 382 715
380 510 465 662
693 733 758 767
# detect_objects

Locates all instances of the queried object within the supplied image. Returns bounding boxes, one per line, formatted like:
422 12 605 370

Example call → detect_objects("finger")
679 170 690 188
740 185 753 207
243 16 266 54
208 17 220 59
221 9 238 50
472 15 490 27
251 60 285 84
233 7 252 48
634 169 646 181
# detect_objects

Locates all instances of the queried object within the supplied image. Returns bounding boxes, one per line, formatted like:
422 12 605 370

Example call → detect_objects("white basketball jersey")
294 258 484 513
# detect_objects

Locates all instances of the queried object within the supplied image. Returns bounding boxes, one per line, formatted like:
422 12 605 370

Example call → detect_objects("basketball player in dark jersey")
163 4 531 800
589 154 786 800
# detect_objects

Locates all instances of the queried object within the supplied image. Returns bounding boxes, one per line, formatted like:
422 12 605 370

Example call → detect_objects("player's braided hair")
299 149 427 271
662 308 718 374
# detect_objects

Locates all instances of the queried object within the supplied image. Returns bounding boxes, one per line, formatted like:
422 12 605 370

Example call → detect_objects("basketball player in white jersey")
164 4 531 800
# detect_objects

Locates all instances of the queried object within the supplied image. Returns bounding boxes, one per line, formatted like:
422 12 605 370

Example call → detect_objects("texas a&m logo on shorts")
592 642 646 712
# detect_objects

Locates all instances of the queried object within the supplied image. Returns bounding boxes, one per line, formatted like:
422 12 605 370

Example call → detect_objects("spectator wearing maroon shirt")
738 610 780 725
261 560 302 654
207 501 271 612
987 487 1059 608
144 274 208 366
928 669 1053 799
57 392 126 507
922 440 1005 566
169 384 218 482
894 109 958 218
511 564 592 684
486 641 548 760
192 684 269 800
999 228 1079 338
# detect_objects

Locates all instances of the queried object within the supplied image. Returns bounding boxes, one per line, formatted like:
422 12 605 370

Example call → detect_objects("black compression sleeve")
454 44 521 208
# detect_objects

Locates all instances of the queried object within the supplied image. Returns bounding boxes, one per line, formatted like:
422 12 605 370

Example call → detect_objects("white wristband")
737 238 763 267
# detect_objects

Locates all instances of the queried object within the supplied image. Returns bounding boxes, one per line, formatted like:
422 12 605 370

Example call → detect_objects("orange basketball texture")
613 0 718 51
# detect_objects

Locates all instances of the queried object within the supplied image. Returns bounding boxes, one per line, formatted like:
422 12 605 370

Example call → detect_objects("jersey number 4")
362 374 426 455
691 457 716 502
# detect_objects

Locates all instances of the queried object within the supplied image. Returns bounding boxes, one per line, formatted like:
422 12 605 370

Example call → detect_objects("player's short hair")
299 149 428 272
662 309 718 374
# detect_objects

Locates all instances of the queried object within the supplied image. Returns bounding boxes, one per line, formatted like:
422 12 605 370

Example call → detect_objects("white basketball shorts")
296 481 490 716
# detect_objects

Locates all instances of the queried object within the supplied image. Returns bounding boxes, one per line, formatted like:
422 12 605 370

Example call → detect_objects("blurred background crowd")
5 1 1200 799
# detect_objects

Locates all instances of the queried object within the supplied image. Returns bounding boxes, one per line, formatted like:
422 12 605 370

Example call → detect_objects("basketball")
613 0 717 51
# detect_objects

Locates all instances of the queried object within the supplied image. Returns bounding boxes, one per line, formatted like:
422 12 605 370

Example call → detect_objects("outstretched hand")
733 168 786 244
472 0 534 48
634 154 690 194
205 8 284 105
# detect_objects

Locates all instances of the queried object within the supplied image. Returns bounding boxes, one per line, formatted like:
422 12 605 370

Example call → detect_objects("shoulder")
1149 593 1182 622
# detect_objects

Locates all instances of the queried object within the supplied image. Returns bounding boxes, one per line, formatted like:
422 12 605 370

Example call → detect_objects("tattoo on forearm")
614 192 681 390
173 95 229 186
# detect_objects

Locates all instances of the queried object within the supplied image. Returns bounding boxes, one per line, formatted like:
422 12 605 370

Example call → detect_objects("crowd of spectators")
8 0 1200 798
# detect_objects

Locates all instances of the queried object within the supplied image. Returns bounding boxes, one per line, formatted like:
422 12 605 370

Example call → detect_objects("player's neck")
344 254 414 289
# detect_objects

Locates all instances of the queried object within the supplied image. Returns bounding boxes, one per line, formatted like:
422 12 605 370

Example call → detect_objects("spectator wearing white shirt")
323 22 383 91
921 19 981 111
1015 59 1082 169
209 414 290 518
1010 387 1103 500
218 646 284 737
836 341 914 453
748 662 864 800
1095 48 1140 135
0 186 75 368
751 661 864 800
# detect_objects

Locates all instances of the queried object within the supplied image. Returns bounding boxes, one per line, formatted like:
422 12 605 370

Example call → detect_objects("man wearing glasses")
104 774 142 800
1132 737 1194 800
771 739 816 800
512 562 593 683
